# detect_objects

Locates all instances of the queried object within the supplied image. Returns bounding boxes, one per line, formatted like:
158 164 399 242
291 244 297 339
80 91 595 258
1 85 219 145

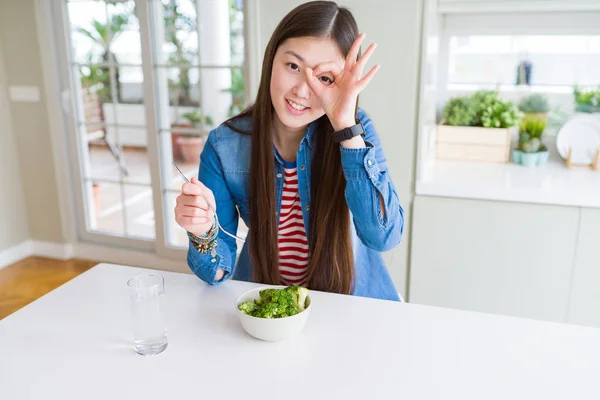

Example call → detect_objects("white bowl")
234 286 312 342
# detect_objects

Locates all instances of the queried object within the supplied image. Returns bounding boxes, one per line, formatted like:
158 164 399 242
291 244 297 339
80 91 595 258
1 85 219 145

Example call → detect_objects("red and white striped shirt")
278 166 309 286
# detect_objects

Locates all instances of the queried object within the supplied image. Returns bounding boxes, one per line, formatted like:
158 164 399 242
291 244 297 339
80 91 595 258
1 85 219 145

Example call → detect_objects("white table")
1 264 599 399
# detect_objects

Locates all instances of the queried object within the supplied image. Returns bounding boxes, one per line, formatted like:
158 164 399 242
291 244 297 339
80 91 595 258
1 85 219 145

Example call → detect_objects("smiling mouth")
286 98 309 111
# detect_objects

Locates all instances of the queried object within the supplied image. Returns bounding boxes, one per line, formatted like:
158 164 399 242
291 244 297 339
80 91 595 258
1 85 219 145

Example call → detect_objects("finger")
181 205 210 218
180 194 209 210
312 62 343 79
357 64 380 91
190 177 215 203
182 181 202 196
353 43 377 77
179 216 212 226
305 67 324 97
344 33 365 71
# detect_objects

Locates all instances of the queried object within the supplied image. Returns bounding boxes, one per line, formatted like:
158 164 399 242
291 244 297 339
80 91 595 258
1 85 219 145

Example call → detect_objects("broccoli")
285 286 310 312
240 286 309 318
280 305 299 318
238 301 258 315
253 302 281 318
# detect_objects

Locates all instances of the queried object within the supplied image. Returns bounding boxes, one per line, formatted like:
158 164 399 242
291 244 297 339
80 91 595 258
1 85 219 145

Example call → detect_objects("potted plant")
573 85 600 114
518 93 550 121
512 117 548 167
176 111 214 163
437 90 520 163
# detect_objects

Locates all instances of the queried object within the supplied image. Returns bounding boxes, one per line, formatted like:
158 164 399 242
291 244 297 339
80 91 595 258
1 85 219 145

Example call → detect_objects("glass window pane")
229 0 245 66
159 65 240 128
87 129 151 185
124 184 156 239
68 1 108 64
80 75 109 125
155 0 199 65
165 190 189 248
449 35 512 55
448 34 600 87
167 136 199 190
515 35 588 54
88 180 125 235
590 36 600 53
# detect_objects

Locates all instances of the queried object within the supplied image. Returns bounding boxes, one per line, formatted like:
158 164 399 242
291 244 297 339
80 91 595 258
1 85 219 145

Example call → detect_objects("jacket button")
300 165 306 171
367 159 373 166
276 173 282 178
305 205 310 211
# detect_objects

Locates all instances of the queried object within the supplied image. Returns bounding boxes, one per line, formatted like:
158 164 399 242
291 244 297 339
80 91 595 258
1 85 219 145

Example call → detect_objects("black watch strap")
332 121 365 143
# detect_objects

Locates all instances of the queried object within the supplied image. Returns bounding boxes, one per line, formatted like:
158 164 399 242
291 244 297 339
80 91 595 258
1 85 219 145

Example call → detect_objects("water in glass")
127 273 168 356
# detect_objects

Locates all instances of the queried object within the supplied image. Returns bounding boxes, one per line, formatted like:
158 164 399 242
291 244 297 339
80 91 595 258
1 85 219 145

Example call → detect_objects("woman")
175 1 404 301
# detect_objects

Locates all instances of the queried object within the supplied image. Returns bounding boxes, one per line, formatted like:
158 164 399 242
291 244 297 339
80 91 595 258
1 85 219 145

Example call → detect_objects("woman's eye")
320 76 333 86
288 63 299 71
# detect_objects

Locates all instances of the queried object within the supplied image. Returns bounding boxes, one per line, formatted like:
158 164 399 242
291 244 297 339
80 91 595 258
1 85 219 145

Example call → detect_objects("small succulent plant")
518 117 547 153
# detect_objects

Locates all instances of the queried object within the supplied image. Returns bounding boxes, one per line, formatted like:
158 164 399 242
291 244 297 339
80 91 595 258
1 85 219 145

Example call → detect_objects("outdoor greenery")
77 11 131 103
77 0 246 117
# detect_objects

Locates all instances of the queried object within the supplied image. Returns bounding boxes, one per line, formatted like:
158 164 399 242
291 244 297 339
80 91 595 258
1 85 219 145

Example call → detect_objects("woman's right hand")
175 177 216 237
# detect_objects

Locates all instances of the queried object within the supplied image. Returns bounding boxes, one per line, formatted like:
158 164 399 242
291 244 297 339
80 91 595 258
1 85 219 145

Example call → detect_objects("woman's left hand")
305 33 379 131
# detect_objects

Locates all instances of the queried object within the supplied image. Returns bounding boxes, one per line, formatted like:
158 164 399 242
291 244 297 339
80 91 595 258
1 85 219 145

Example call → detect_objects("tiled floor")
88 145 247 248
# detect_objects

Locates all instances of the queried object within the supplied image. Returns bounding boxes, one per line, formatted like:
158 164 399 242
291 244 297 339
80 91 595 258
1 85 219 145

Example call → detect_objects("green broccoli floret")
285 286 310 312
253 302 281 319
254 289 278 305
278 305 299 318
238 301 258 315
248 287 309 318
257 288 294 307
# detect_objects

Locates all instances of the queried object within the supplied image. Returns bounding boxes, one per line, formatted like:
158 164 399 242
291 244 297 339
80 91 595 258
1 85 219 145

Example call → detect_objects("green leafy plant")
573 85 600 113
164 0 197 107
518 94 550 114
442 96 477 127
443 91 520 128
181 111 214 131
471 91 520 128
222 68 246 117
518 117 547 153
479 97 520 128
77 12 131 103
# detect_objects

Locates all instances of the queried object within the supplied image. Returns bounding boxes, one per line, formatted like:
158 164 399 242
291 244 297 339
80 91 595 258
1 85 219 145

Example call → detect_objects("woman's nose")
293 79 310 99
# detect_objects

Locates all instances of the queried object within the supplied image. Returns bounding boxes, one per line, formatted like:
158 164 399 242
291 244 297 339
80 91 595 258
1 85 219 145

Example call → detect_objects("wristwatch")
332 120 365 143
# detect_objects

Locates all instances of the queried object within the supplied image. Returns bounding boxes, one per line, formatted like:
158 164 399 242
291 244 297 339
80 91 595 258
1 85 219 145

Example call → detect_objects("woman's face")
270 36 345 132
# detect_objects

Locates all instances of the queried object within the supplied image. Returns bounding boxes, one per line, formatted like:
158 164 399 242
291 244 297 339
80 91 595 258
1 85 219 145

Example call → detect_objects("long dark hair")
225 1 359 294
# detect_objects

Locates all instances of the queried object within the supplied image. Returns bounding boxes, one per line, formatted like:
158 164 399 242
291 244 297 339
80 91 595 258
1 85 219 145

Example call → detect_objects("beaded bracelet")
187 218 218 254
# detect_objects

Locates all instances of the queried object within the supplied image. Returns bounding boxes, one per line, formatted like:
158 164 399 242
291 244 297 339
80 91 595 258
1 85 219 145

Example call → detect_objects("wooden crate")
435 125 511 163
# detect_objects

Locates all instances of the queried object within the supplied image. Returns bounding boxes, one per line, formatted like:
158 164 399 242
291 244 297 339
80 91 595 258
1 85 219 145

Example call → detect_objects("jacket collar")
303 119 317 149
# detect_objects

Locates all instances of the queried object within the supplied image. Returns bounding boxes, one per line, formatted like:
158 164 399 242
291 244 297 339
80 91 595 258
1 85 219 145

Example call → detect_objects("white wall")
0 0 65 246
0 39 30 252
255 0 424 296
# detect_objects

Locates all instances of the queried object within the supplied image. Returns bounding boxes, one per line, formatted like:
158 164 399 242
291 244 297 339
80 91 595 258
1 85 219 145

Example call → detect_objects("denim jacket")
187 108 404 301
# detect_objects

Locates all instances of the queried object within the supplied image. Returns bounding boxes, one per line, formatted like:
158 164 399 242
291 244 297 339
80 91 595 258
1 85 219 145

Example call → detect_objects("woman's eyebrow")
284 50 305 63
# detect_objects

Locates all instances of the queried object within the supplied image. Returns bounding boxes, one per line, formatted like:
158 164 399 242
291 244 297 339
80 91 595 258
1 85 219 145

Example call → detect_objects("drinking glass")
127 273 168 356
